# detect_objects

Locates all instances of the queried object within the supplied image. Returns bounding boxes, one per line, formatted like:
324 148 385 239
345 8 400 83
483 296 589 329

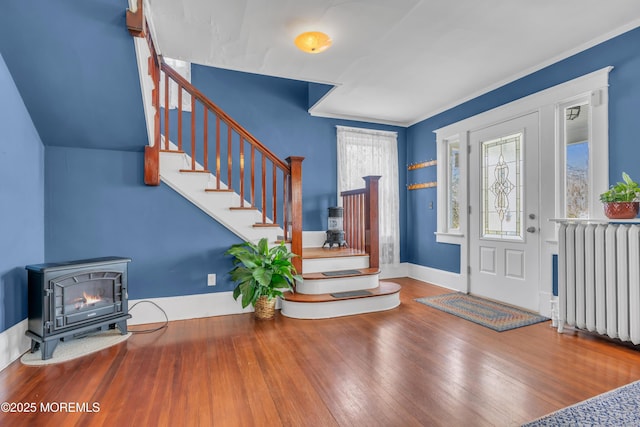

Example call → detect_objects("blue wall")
0 0 408 321
45 147 243 298
190 65 408 237
407 26 640 273
41 67 408 306
0 0 147 152
3 0 637 333
0 53 45 333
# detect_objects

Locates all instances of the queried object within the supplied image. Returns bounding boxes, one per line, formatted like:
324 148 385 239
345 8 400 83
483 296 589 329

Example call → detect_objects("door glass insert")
482 133 523 240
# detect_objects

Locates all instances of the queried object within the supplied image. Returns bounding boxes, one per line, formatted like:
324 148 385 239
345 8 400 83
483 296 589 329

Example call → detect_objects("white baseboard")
408 263 465 292
0 319 30 372
539 291 555 319
0 264 464 371
128 291 254 325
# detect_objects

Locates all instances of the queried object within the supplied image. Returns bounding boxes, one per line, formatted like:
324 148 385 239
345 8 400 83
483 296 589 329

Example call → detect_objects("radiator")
557 222 640 344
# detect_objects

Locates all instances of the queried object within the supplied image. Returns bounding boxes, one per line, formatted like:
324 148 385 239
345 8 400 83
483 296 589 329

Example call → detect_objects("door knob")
527 226 536 233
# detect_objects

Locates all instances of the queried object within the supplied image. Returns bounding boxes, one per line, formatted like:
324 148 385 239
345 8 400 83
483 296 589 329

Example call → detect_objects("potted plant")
599 172 640 219
225 238 300 320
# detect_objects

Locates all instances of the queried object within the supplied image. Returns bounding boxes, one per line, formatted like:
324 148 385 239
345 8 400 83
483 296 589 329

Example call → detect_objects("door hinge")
468 145 471 154
468 266 471 275
468 206 471 214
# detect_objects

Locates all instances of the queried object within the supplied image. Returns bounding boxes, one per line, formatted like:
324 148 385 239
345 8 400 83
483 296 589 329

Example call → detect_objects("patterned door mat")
415 292 548 332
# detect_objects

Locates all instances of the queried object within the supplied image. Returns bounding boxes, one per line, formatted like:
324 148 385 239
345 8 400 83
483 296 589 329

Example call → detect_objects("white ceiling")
149 0 640 127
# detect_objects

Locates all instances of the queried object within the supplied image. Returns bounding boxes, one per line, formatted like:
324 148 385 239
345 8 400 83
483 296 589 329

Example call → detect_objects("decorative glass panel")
448 140 460 230
482 133 523 240
564 103 590 218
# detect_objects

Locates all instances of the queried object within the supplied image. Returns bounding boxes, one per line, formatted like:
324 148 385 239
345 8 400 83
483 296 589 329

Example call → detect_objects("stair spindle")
177 87 183 151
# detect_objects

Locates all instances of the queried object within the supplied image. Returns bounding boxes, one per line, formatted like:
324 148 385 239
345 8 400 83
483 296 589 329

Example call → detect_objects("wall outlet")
207 273 216 286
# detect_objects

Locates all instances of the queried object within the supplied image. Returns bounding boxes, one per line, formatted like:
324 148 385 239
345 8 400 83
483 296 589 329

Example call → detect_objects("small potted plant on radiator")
225 238 300 320
599 172 640 219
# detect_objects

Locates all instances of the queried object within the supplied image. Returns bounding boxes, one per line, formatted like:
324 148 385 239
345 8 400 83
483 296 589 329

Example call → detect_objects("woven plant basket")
603 202 639 219
254 296 276 320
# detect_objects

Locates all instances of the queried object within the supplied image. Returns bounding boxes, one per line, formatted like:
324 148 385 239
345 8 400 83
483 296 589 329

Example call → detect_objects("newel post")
364 176 381 270
126 0 144 37
143 30 161 186
287 156 304 274
126 0 160 186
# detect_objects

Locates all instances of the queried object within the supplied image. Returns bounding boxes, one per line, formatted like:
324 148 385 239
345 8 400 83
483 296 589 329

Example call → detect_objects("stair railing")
340 176 381 270
128 7 303 272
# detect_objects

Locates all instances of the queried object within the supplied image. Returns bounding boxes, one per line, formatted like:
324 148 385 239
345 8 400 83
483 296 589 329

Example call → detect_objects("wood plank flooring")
2 278 640 426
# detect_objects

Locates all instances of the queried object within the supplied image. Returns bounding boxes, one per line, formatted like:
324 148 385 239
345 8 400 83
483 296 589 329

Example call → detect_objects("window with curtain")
336 126 400 266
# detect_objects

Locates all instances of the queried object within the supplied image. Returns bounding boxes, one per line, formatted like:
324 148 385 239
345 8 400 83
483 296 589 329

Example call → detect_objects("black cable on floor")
128 300 169 334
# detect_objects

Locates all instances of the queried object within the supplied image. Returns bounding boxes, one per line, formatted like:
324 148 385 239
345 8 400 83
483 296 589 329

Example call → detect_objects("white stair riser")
280 293 400 319
303 256 369 273
297 274 379 295
158 149 283 243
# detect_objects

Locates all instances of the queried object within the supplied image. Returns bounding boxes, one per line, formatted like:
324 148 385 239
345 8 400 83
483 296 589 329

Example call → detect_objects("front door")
468 112 540 311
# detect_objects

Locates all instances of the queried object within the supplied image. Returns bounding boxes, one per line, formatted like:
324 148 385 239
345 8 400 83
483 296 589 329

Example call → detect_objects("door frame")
434 67 611 316
468 113 540 311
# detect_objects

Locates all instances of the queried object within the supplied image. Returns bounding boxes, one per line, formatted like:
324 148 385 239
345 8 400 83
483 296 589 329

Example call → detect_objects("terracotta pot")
254 295 276 320
603 202 640 219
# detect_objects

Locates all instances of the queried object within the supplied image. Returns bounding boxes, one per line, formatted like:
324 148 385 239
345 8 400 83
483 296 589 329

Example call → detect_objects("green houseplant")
599 172 640 219
225 238 300 320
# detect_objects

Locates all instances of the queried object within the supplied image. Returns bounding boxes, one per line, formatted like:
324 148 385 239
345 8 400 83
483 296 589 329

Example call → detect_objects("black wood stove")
25 257 131 360
322 206 348 248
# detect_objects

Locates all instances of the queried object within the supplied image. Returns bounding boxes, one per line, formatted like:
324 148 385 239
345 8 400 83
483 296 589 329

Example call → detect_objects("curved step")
280 281 401 319
297 268 380 294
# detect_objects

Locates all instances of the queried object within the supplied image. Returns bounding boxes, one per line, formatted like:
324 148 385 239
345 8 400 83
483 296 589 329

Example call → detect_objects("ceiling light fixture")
294 31 332 54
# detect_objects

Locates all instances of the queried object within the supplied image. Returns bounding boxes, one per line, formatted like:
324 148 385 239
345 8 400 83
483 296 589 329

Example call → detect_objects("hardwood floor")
2 278 640 426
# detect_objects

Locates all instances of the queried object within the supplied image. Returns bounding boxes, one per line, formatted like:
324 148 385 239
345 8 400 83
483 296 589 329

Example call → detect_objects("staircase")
282 248 400 319
127 3 401 319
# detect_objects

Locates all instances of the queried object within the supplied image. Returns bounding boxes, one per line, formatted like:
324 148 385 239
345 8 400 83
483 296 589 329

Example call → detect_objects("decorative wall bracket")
407 181 437 190
408 159 437 171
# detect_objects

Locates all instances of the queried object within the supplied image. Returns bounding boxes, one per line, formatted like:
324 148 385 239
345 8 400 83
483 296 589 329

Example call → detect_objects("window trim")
436 134 466 244
555 92 608 220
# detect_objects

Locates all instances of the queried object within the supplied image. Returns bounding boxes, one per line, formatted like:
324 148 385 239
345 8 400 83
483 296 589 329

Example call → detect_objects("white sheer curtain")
160 57 192 111
337 126 400 266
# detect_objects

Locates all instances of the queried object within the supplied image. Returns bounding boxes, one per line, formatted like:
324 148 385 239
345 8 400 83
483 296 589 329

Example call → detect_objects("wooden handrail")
341 176 381 270
160 63 289 171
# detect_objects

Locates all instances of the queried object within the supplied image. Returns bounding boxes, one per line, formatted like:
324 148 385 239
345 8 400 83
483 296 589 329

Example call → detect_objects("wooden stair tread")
230 207 258 211
253 223 279 228
204 188 234 192
302 247 367 259
282 281 400 303
179 169 211 173
160 149 185 154
302 267 379 280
